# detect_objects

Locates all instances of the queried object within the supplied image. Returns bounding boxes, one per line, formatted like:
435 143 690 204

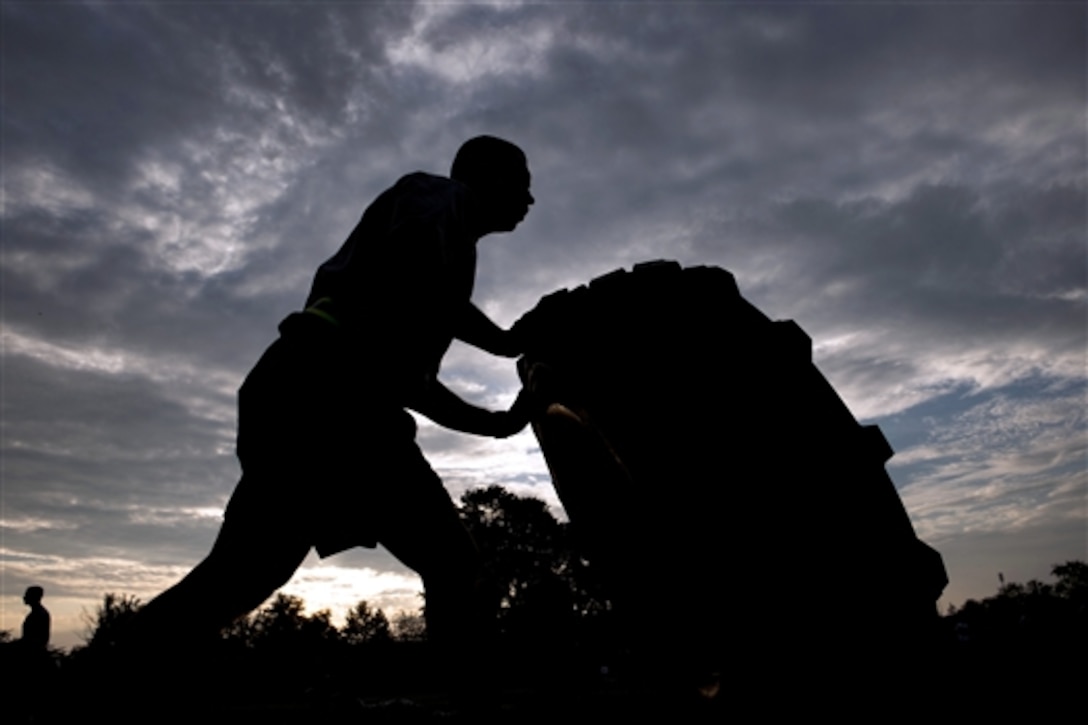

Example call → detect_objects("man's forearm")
406 379 523 438
455 303 520 357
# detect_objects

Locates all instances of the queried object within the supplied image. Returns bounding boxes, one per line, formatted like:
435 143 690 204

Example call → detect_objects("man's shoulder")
391 171 466 196
382 172 474 226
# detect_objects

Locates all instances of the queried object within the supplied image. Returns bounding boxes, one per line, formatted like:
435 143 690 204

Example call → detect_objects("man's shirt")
306 173 480 400
22 605 50 651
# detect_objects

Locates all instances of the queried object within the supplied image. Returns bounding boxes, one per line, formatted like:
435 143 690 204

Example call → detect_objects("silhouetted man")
13 586 53 720
21 586 50 652
138 136 535 650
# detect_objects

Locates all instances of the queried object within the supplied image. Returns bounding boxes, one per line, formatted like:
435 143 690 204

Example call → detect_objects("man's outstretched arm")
406 378 531 439
454 303 521 357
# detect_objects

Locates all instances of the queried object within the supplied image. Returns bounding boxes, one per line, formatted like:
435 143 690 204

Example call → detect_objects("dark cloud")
2 3 412 176
730 181 1086 316
1 353 236 529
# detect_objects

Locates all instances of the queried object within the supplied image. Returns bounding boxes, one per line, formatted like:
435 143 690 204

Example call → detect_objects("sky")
1 1 1084 649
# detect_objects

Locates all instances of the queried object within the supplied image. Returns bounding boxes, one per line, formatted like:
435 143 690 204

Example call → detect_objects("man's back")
306 172 480 399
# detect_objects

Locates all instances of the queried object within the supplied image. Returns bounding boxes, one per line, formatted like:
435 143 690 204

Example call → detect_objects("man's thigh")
137 505 312 638
205 499 312 596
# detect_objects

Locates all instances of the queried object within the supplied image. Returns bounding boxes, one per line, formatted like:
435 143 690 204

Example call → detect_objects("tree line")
4 485 1085 714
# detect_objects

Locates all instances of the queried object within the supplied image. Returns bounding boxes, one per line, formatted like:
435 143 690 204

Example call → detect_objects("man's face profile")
484 163 533 233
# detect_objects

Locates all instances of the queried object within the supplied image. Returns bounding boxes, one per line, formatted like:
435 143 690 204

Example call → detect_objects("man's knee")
387 518 479 583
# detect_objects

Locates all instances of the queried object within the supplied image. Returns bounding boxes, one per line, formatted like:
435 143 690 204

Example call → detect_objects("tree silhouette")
457 485 616 677
940 561 1087 718
80 593 143 649
248 593 305 641
460 486 567 615
240 593 339 651
391 611 427 642
342 600 392 646
202 593 344 706
1052 560 1088 604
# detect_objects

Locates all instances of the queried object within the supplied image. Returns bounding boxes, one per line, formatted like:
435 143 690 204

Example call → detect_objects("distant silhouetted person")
21 586 50 652
135 137 535 659
10 586 53 721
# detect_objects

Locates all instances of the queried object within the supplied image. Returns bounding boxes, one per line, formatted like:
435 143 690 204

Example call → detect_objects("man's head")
451 135 534 233
24 586 43 606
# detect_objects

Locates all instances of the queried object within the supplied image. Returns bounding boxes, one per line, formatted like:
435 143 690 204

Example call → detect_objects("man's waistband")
304 296 343 328
277 302 428 405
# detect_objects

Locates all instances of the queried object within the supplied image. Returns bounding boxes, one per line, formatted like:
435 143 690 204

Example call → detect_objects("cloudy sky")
2 1 1084 649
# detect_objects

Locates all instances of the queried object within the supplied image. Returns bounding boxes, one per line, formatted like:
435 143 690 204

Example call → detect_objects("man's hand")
406 379 541 439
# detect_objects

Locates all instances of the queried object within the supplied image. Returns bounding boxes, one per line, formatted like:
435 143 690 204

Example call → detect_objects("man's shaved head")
450 136 528 191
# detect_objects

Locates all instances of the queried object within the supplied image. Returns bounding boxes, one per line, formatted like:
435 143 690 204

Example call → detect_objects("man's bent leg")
372 443 488 642
377 474 493 704
378 490 483 647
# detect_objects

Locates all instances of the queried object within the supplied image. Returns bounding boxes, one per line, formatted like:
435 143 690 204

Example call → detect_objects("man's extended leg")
133 504 311 646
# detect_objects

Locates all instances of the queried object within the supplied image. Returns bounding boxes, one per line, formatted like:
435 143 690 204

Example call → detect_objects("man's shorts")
223 312 461 558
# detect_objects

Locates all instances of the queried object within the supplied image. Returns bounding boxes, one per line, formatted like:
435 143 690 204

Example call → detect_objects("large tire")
512 260 947 698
